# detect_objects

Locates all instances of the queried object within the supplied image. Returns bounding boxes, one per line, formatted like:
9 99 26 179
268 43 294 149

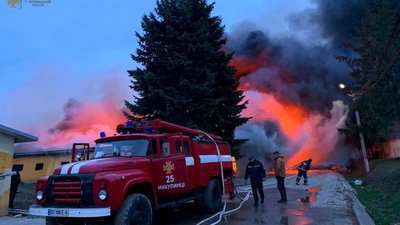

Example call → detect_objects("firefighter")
244 156 266 207
273 151 287 203
296 158 312 185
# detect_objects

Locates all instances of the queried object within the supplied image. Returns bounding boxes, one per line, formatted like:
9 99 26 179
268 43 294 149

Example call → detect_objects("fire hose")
196 172 296 225
196 131 257 225
196 132 228 225
196 131 297 225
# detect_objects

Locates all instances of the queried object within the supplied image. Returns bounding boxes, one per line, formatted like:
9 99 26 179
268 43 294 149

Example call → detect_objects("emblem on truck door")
163 161 175 174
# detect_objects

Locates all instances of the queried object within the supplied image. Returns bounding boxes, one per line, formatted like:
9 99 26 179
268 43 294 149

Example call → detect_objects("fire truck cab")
29 119 235 225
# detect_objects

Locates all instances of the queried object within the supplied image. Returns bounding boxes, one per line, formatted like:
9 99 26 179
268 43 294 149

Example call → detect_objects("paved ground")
0 170 374 225
218 170 375 225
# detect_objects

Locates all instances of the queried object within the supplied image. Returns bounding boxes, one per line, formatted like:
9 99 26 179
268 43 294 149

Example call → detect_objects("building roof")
14 149 70 157
13 147 94 157
0 124 38 143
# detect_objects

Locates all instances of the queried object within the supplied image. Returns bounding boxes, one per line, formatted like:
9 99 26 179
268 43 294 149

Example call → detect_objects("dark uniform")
244 157 266 206
296 158 312 185
9 171 21 208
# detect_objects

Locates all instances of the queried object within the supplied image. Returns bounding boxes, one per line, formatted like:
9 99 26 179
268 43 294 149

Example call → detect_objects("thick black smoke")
231 0 390 167
49 98 83 133
228 0 400 116
289 0 373 47
235 120 290 169
228 32 350 115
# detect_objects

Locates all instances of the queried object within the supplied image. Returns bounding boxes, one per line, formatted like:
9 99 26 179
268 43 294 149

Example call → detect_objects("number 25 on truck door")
166 175 174 183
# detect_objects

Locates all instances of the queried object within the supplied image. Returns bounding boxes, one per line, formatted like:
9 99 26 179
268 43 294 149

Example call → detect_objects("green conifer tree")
125 0 249 157
338 0 400 148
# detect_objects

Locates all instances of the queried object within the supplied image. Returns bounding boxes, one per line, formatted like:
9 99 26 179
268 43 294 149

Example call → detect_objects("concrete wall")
0 134 14 216
13 154 72 183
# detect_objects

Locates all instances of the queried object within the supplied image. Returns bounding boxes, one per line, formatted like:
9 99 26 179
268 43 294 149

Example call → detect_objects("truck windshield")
94 139 150 158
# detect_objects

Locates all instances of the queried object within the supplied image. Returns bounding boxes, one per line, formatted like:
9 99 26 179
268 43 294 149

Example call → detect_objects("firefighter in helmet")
296 158 312 185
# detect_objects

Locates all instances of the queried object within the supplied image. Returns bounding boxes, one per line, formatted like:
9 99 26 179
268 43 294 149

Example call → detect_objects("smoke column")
15 72 129 153
230 0 389 168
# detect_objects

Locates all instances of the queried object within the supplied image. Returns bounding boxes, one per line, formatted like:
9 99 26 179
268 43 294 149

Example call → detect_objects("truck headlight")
98 189 107 201
36 190 44 201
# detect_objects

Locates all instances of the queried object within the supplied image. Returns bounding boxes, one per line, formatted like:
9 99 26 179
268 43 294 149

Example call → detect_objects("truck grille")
52 180 82 204
46 174 94 207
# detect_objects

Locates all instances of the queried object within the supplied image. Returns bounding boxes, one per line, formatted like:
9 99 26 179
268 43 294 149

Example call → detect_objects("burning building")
228 28 353 169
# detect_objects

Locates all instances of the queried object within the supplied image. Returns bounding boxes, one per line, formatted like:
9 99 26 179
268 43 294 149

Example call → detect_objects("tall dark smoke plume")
231 0 391 169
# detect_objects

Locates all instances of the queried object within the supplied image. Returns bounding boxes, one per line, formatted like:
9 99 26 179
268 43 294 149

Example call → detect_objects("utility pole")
339 83 370 174
354 110 370 174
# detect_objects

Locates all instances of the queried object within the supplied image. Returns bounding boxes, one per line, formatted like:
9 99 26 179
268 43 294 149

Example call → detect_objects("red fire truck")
29 119 236 225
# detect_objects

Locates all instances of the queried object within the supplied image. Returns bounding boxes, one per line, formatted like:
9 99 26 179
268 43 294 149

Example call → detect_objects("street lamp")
339 83 370 174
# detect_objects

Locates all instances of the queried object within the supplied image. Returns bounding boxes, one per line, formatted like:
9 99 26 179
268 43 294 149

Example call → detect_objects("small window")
161 139 170 156
35 163 44 171
175 141 182 153
12 164 24 172
183 141 190 156
61 161 69 165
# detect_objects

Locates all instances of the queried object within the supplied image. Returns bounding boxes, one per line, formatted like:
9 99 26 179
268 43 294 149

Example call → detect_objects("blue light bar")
126 121 133 128
100 131 106 138
145 127 153 134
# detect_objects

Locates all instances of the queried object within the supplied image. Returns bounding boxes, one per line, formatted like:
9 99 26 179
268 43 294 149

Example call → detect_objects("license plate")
48 209 69 217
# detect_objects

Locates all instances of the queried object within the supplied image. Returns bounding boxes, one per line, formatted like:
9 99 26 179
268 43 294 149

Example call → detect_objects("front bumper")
29 205 111 218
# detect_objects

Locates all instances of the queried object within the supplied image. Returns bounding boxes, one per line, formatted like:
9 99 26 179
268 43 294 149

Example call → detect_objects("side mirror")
75 152 83 161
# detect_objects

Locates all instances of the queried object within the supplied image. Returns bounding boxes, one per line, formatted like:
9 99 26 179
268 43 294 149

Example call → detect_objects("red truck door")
180 138 197 189
152 137 189 195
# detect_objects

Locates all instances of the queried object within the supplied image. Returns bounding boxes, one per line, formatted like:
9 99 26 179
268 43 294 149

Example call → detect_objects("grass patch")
352 185 400 225
346 158 400 225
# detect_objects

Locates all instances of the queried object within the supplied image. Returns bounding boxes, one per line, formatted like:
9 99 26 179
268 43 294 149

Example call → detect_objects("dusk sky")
0 0 360 171
1 0 313 131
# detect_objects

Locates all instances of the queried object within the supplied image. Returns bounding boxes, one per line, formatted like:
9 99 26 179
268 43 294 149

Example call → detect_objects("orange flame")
241 91 306 138
240 90 347 168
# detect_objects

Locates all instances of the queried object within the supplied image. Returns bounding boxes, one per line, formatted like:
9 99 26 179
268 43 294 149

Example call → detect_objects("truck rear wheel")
46 217 85 225
115 193 152 225
203 179 222 213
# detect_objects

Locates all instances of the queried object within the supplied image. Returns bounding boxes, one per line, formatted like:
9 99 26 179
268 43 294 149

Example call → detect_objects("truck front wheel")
203 179 222 213
115 193 153 225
